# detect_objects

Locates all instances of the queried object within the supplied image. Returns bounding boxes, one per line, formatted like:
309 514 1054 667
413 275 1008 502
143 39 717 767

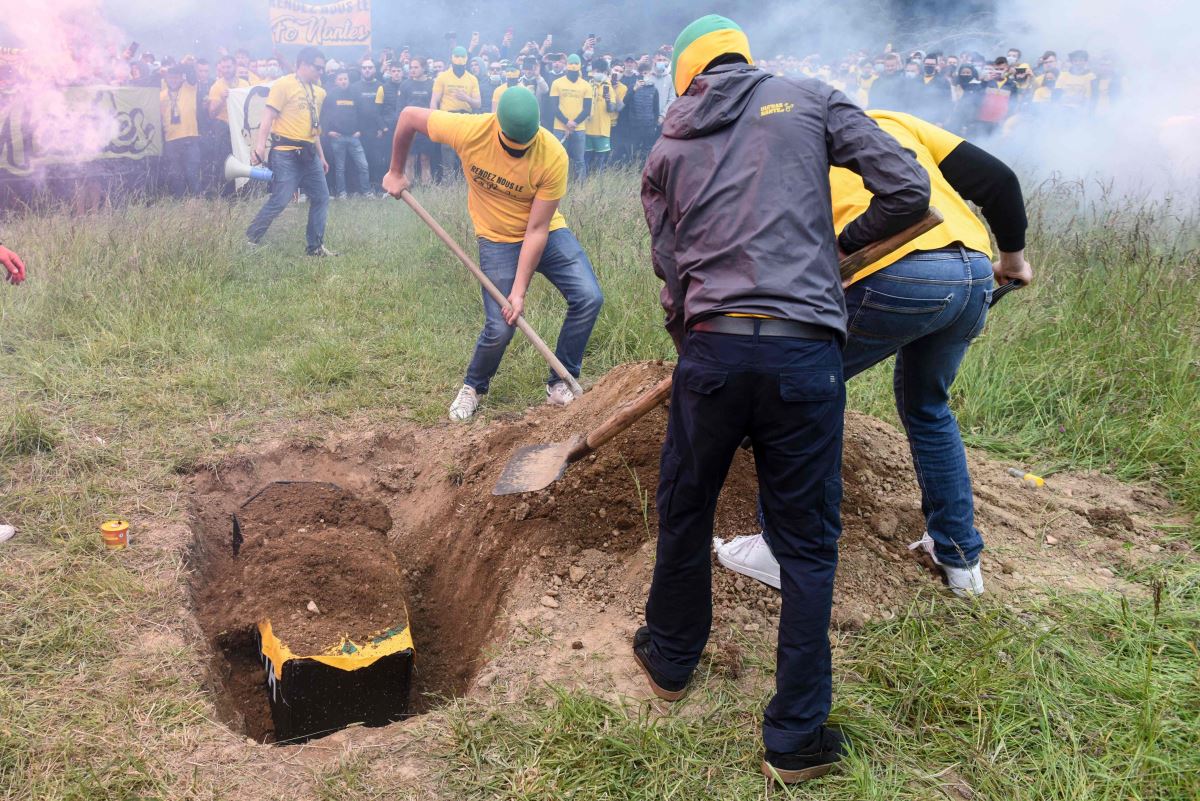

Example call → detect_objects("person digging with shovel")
382 86 604 421
637 15 931 786
714 109 1034 599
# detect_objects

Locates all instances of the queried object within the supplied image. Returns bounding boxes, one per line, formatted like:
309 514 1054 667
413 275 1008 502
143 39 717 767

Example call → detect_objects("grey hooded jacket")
642 64 930 347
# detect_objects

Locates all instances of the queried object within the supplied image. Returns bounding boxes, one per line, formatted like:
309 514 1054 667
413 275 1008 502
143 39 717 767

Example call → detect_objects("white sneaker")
713 534 781 590
545 381 576 407
907 532 985 597
448 384 481 421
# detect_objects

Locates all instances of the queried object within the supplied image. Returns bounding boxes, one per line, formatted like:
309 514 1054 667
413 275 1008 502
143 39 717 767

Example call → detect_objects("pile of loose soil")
191 481 407 655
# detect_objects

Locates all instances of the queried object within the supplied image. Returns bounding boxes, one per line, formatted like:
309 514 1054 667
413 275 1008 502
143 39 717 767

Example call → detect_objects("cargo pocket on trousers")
681 363 728 396
655 450 681 523
822 476 843 552
779 369 840 402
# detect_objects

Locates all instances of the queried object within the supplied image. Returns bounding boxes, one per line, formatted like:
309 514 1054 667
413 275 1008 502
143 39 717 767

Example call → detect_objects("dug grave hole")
183 361 1182 744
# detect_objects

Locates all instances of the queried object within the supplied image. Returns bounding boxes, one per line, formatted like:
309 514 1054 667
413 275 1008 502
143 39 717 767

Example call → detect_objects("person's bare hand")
503 291 525 325
382 170 410 198
321 157 329 174
251 143 267 165
0 245 26 285
994 250 1033 286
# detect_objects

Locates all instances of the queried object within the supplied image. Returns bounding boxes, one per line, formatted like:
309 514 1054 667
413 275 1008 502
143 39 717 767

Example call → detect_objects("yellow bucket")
101 519 129 549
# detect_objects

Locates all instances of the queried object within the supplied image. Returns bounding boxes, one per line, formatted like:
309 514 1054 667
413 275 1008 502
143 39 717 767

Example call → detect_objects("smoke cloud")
988 0 1200 189
1 0 127 170
3 1 1195 190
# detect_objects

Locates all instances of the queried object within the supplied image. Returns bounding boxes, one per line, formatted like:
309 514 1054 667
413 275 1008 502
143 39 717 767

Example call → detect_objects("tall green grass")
444 577 1200 800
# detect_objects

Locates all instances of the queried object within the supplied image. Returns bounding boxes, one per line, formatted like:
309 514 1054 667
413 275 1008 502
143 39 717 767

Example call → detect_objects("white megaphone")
224 155 273 182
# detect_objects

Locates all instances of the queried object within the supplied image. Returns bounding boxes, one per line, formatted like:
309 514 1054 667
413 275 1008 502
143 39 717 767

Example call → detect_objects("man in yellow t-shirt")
432 47 482 112
160 65 202 196
1056 50 1096 110
431 46 481 176
245 47 334 256
382 87 604 421
715 110 1034 601
585 59 626 174
491 64 521 114
550 54 592 180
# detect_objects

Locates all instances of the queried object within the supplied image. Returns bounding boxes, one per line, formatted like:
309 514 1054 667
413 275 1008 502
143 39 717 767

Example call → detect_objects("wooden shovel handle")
839 207 944 283
400 190 584 397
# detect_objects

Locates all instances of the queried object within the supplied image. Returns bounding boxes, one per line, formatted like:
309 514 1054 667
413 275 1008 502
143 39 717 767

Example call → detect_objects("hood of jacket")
661 63 771 139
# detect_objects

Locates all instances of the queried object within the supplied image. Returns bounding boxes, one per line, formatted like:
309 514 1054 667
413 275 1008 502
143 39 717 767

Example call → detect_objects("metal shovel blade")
492 435 584 496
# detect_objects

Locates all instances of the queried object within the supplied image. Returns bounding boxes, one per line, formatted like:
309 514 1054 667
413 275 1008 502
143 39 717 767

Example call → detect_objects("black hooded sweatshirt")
643 64 930 348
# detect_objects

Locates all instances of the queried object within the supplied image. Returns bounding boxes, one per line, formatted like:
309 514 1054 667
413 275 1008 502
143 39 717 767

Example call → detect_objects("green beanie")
567 54 582 65
671 15 753 96
496 86 541 145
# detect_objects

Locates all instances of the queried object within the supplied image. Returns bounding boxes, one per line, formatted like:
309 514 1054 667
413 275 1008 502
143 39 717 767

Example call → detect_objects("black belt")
690 316 833 340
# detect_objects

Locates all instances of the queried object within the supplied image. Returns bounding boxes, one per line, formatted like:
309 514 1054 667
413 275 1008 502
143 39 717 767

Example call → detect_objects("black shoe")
631 626 689 701
762 725 846 784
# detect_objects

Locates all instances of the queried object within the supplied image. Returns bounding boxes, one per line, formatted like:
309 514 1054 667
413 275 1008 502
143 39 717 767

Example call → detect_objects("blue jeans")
647 331 844 753
559 129 587 181
762 247 993 568
327 135 369 196
245 147 330 251
464 229 603 394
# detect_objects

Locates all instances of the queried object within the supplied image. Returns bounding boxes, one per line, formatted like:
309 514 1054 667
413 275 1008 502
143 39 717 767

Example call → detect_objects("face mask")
924 65 936 76
452 65 466 77
507 77 519 86
653 62 667 75
958 74 974 87
594 72 609 83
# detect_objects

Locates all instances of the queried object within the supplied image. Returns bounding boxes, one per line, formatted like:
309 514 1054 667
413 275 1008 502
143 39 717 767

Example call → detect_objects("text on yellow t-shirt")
426 110 569 243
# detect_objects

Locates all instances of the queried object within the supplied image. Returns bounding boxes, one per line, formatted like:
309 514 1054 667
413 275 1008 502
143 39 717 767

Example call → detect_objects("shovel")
492 208 949 496
494 376 674 495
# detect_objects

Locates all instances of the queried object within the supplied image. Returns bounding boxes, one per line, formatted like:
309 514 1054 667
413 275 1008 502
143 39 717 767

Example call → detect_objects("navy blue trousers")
645 328 845 753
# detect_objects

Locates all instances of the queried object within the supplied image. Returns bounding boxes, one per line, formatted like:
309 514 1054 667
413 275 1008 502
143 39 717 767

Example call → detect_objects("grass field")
1 171 1197 800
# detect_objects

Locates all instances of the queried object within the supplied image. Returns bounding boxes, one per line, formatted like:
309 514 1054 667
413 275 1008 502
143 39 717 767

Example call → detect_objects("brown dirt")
183 360 1192 749
192 481 406 656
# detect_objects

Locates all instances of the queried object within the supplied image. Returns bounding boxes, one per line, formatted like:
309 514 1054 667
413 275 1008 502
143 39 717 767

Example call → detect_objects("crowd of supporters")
0 30 1120 202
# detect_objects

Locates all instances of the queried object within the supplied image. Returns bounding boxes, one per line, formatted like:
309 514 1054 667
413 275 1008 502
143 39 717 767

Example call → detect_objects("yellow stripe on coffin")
258 618 414 680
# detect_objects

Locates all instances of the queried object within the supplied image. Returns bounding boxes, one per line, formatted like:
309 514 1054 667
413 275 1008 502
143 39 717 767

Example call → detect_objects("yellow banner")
269 0 371 49
0 86 163 177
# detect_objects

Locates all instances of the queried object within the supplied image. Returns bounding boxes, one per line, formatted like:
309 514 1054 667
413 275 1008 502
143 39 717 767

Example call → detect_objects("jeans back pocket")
848 287 952 343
